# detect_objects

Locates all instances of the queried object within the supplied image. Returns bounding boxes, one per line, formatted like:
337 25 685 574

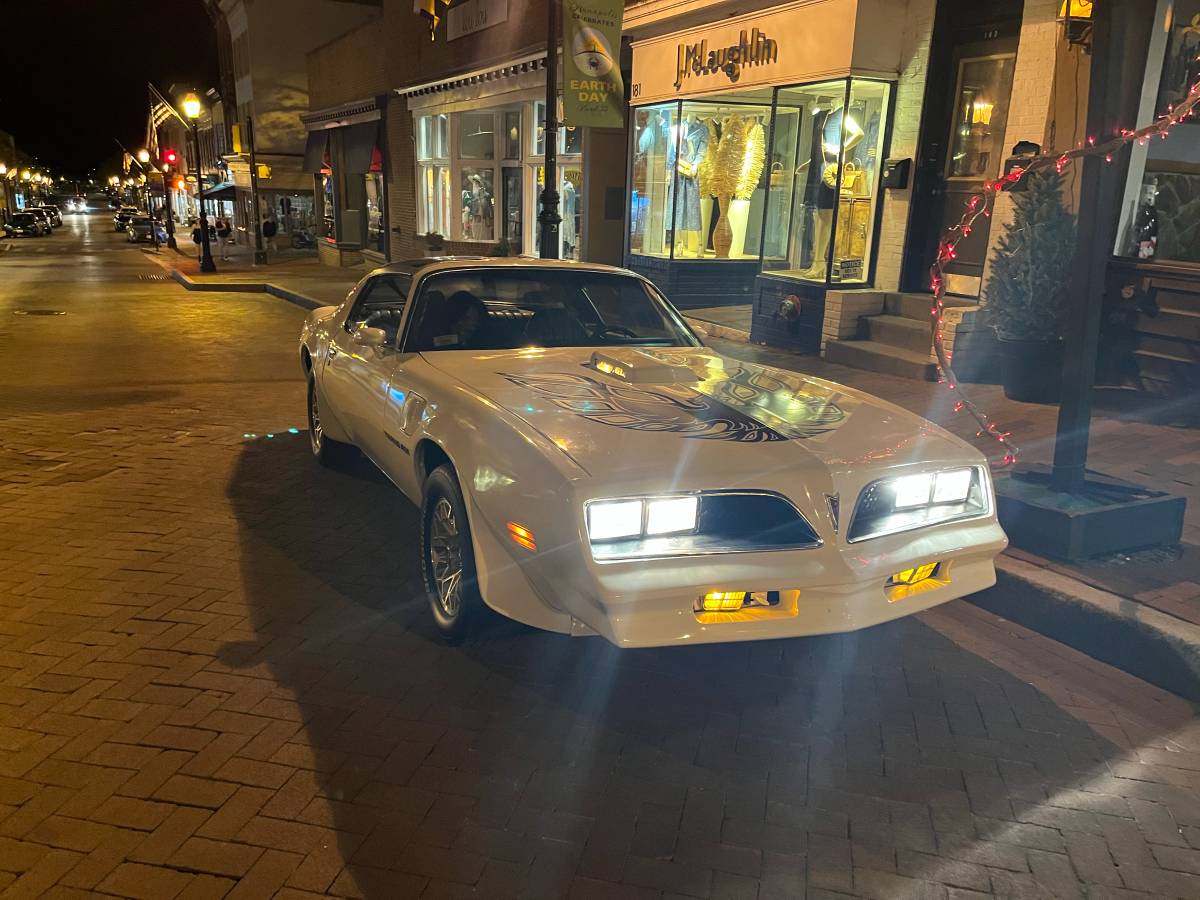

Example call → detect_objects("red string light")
927 74 1200 470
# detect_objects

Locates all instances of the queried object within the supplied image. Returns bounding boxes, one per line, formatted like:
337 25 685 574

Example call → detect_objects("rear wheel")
421 464 484 643
307 374 357 468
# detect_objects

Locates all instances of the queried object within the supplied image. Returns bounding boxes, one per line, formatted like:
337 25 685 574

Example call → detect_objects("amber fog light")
699 591 747 612
888 562 939 587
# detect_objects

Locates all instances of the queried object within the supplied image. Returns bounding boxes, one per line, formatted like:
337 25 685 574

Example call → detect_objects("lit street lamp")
182 91 216 273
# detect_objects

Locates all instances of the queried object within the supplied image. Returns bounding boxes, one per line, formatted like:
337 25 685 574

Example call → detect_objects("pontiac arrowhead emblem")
825 493 840 534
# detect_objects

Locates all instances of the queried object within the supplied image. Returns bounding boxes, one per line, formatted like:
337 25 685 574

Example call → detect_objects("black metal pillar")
192 121 217 273
1051 0 1153 491
247 117 267 265
537 0 560 259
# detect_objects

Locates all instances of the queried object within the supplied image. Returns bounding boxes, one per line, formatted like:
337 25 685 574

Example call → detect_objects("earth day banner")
562 0 625 128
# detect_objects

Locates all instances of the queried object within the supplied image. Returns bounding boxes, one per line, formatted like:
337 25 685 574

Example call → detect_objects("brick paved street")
2 215 1200 899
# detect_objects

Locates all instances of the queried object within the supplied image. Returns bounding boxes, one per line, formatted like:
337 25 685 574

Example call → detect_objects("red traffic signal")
163 148 178 165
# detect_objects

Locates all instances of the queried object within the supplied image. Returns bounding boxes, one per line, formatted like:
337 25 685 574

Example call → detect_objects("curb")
972 555 1200 701
685 315 752 344
150 253 323 311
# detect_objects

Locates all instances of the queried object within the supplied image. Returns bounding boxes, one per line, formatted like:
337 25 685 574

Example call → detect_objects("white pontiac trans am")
300 258 1007 647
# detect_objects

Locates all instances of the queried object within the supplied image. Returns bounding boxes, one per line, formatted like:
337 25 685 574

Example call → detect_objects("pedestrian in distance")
217 218 233 261
262 216 278 254
191 223 203 261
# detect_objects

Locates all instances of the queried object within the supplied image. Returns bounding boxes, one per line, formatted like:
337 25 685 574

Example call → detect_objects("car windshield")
132 218 151 226
404 268 700 352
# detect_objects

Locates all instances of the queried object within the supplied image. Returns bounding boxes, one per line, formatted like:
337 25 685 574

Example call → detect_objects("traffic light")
163 148 178 165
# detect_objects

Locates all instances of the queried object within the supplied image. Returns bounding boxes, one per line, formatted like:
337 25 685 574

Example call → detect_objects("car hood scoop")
586 350 700 384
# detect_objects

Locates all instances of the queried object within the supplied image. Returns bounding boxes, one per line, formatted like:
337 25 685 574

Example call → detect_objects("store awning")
343 122 380 175
302 130 329 173
201 183 236 200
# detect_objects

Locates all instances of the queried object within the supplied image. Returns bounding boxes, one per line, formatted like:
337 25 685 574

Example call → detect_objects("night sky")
0 0 219 181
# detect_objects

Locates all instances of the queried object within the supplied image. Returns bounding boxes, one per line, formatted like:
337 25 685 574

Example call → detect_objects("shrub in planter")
983 168 1076 402
423 231 445 253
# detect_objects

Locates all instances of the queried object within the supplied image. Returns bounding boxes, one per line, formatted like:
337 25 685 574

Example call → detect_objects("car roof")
369 256 642 280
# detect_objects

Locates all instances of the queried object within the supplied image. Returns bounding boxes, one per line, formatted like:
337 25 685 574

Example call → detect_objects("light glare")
588 500 642 541
646 496 698 535
892 474 933 509
933 469 973 504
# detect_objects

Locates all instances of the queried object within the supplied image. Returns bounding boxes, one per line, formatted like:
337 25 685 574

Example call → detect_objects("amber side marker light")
888 562 939 587
507 522 536 551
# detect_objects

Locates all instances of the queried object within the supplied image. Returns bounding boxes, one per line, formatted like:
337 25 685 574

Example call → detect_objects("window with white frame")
415 101 584 251
416 114 450 238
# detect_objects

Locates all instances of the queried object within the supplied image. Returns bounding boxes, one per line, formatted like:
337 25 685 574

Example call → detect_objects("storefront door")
502 167 522 255
904 6 1021 298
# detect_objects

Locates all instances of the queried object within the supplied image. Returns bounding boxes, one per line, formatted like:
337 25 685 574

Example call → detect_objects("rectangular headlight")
848 467 990 543
587 500 642 541
932 468 973 504
645 496 698 535
892 473 933 509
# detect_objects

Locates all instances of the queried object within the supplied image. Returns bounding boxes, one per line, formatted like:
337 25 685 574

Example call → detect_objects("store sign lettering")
674 28 778 90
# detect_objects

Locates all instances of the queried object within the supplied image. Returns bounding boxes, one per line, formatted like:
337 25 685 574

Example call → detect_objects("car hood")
422 346 980 489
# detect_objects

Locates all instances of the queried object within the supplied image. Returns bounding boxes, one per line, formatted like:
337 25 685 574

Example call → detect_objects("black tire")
421 464 484 644
306 375 357 468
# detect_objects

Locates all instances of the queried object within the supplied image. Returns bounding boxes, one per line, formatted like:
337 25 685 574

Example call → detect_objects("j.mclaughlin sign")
674 28 779 89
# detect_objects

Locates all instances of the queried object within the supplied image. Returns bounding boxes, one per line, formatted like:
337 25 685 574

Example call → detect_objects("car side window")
344 274 412 346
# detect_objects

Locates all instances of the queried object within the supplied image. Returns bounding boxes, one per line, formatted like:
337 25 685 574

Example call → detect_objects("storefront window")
365 172 384 253
532 164 583 260
460 112 496 159
630 103 678 257
629 97 774 261
1119 2 1200 264
761 79 891 284
417 114 450 238
946 56 1015 179
415 101 585 248
319 172 335 238
418 114 448 159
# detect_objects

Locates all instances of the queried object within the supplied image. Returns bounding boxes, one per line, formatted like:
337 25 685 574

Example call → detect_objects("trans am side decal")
499 366 847 442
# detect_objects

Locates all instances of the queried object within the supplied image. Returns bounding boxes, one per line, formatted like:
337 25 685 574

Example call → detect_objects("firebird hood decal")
498 364 847 443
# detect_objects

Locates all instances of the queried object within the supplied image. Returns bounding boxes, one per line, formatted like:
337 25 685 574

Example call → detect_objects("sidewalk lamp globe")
137 149 150 164
182 93 202 120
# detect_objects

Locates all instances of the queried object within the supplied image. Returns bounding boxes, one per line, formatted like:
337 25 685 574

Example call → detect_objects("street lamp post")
183 92 217 273
537 0 561 260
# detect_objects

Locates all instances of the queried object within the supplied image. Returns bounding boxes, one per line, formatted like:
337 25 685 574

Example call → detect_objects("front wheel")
421 465 484 643
306 375 357 468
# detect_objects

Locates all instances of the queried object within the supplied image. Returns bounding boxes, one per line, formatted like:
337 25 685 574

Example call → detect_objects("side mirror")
353 325 389 348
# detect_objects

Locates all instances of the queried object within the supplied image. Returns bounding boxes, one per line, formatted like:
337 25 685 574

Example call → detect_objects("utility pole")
537 0 561 259
247 117 267 264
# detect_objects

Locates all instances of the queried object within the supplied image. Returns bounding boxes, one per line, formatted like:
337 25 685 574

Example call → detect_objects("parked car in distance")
300 258 1008 648
24 208 53 233
113 207 139 231
126 216 167 243
37 204 63 227
4 212 48 237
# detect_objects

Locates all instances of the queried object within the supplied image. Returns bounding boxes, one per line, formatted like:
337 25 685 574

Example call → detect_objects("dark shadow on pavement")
225 432 1195 899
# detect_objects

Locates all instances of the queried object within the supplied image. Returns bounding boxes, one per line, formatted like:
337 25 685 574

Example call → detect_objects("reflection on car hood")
424 346 979 484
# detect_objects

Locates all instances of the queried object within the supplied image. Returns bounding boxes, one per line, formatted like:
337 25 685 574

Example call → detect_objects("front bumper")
496 516 1007 648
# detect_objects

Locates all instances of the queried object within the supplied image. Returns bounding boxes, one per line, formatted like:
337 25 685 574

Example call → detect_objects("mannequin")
728 116 765 258
697 117 718 255
797 104 863 279
666 112 708 257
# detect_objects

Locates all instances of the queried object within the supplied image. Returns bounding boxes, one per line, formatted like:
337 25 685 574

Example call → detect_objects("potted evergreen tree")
983 168 1076 403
